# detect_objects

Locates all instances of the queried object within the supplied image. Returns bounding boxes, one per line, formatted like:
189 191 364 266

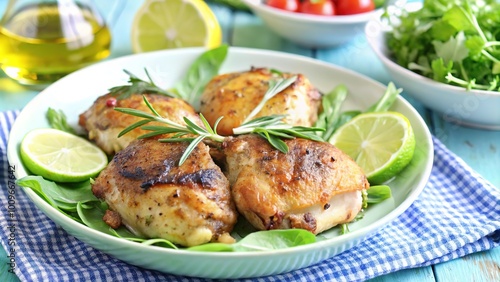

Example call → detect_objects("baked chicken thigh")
223 135 369 234
199 68 321 136
92 138 238 247
79 93 201 154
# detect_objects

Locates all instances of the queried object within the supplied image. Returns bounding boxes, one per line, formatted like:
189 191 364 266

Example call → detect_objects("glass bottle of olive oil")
0 0 112 86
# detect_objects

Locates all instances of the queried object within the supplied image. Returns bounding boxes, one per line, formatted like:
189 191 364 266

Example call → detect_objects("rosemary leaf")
179 135 207 165
257 132 289 153
183 117 209 136
118 119 151 137
143 95 162 117
159 137 196 142
243 76 297 123
114 107 159 120
109 69 178 99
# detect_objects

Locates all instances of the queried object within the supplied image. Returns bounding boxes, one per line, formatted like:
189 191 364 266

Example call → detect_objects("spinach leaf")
18 176 99 205
188 229 316 252
173 44 228 109
108 228 178 249
367 185 392 204
17 176 82 222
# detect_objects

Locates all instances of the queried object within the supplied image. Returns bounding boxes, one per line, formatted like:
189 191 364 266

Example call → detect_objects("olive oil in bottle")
0 2 112 85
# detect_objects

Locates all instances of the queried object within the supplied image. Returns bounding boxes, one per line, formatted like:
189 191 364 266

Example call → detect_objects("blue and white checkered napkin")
1 110 499 281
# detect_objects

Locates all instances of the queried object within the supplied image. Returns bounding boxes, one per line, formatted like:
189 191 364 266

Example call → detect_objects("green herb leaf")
367 185 392 204
315 84 348 141
108 69 178 99
187 229 316 252
366 82 402 112
243 75 297 123
46 108 77 134
117 97 324 165
432 31 469 64
387 0 500 91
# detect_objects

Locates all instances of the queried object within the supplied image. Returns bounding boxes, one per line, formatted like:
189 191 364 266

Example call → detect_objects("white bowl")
365 5 500 130
8 47 433 279
242 0 383 48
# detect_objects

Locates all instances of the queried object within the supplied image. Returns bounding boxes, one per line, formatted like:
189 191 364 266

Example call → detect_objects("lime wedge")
20 128 108 182
329 111 416 184
131 0 222 53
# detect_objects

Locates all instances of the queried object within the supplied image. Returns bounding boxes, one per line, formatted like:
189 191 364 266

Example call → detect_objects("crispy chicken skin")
199 68 321 136
92 138 238 247
223 135 369 234
79 93 201 155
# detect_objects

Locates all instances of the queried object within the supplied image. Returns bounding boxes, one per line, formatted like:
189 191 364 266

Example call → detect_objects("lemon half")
131 0 222 53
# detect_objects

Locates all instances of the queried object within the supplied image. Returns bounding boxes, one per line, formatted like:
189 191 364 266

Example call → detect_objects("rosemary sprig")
108 69 179 99
115 96 324 165
243 75 298 123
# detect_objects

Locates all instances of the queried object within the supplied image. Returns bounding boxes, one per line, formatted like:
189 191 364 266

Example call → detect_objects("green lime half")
20 128 108 182
329 111 416 184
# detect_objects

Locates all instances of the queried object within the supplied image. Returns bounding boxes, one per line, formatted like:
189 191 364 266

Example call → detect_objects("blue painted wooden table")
1 1 498 281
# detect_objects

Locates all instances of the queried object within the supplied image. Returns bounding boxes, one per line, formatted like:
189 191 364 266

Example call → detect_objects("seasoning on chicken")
79 93 202 155
223 135 369 234
92 138 238 247
199 67 322 136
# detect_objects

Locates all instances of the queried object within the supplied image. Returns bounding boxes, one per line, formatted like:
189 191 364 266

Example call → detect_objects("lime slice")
20 128 108 183
329 111 416 184
131 0 222 53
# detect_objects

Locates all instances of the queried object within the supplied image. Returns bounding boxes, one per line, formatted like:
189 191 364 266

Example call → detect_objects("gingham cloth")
1 110 499 282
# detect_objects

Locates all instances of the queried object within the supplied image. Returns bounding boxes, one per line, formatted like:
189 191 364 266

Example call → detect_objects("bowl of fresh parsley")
366 0 500 130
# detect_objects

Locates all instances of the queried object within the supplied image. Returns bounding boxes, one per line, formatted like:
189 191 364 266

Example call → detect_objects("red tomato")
299 0 336 16
335 0 375 15
266 0 300 12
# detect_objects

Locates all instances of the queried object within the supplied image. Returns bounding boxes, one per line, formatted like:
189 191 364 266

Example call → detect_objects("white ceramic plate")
365 2 500 130
7 47 433 279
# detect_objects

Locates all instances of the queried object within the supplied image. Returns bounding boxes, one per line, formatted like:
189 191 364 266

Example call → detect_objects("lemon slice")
329 112 416 184
131 0 222 53
20 128 108 183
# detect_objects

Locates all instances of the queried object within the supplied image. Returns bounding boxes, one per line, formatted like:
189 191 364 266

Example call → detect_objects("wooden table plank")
430 115 500 188
370 267 436 282
433 248 500 282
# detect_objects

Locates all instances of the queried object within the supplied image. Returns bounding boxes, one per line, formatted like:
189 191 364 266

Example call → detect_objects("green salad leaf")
387 0 500 91
46 108 77 135
188 229 316 252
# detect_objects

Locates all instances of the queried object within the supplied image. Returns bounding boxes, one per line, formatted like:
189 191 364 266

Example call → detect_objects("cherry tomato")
335 0 375 15
299 0 335 16
266 0 300 12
